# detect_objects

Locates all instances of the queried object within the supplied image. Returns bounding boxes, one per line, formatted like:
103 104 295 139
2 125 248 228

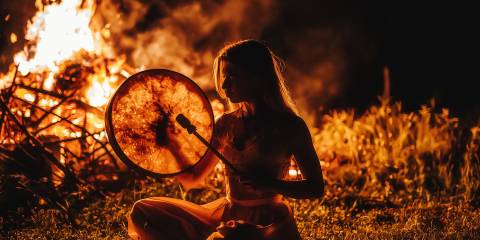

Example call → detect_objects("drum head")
105 69 214 177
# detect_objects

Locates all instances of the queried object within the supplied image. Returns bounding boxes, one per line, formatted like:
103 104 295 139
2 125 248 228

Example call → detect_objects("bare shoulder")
277 111 307 132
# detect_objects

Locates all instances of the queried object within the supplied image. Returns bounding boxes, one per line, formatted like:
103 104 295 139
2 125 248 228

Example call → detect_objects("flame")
0 0 128 182
14 0 97 75
1 0 126 109
288 169 299 178
86 76 115 107
23 93 35 103
43 72 56 90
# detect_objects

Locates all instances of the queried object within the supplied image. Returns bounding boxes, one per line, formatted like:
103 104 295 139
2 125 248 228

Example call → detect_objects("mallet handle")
176 114 241 175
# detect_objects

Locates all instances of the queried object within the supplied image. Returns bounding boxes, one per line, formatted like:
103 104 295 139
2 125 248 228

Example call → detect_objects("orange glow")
0 0 129 180
10 33 17 43
13 0 97 75
288 169 299 177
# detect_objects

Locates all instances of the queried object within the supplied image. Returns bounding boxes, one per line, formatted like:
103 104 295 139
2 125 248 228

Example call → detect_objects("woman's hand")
175 114 229 191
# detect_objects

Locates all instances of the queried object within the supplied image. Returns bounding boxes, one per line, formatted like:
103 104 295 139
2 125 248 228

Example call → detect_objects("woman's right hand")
177 114 227 191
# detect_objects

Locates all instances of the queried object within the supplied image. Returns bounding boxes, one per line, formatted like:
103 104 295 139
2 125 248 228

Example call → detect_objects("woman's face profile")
220 60 259 103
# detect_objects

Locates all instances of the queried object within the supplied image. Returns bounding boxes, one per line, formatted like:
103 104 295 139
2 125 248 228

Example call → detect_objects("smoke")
0 0 36 72
93 0 277 88
278 26 348 118
1 0 356 115
92 0 353 117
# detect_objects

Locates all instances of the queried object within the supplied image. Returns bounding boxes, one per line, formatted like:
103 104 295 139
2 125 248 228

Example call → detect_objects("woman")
128 39 324 240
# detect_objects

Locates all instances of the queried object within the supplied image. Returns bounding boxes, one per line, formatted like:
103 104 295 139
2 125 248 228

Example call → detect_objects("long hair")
213 39 298 115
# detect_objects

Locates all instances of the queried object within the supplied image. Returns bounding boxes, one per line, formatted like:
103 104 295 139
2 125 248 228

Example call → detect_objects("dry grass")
312 99 480 203
294 198 480 239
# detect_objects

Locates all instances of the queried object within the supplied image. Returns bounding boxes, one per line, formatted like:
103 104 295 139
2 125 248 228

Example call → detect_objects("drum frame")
105 69 215 178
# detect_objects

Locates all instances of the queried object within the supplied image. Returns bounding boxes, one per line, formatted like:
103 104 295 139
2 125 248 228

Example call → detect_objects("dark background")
1 1 477 116
259 1 477 115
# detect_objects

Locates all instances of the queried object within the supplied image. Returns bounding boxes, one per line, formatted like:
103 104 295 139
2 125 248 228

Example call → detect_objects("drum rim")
105 69 215 178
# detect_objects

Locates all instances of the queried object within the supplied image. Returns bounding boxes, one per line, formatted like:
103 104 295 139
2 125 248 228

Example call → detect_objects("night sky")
259 1 477 115
1 1 477 116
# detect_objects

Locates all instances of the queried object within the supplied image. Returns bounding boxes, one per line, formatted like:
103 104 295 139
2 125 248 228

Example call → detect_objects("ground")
2 178 480 240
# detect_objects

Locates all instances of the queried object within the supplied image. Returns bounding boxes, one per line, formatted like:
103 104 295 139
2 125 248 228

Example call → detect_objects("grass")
2 178 480 240
294 198 480 239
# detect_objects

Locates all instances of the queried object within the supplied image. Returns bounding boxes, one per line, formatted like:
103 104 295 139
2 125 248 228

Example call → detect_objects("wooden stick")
0 98 98 194
12 95 116 163
31 91 77 128
0 65 18 135
32 120 62 136
11 92 120 171
2 112 17 145
70 99 104 116
44 130 103 144
0 98 73 178
15 83 67 99
62 146 82 160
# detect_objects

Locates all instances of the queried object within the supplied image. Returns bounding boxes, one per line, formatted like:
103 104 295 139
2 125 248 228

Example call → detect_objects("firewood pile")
0 52 136 223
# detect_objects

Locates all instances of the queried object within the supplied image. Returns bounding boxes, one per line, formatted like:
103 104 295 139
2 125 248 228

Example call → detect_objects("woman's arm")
176 147 219 190
241 115 324 199
176 115 227 190
274 116 325 199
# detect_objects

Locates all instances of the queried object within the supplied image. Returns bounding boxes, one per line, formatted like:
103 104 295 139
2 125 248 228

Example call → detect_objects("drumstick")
176 114 242 175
